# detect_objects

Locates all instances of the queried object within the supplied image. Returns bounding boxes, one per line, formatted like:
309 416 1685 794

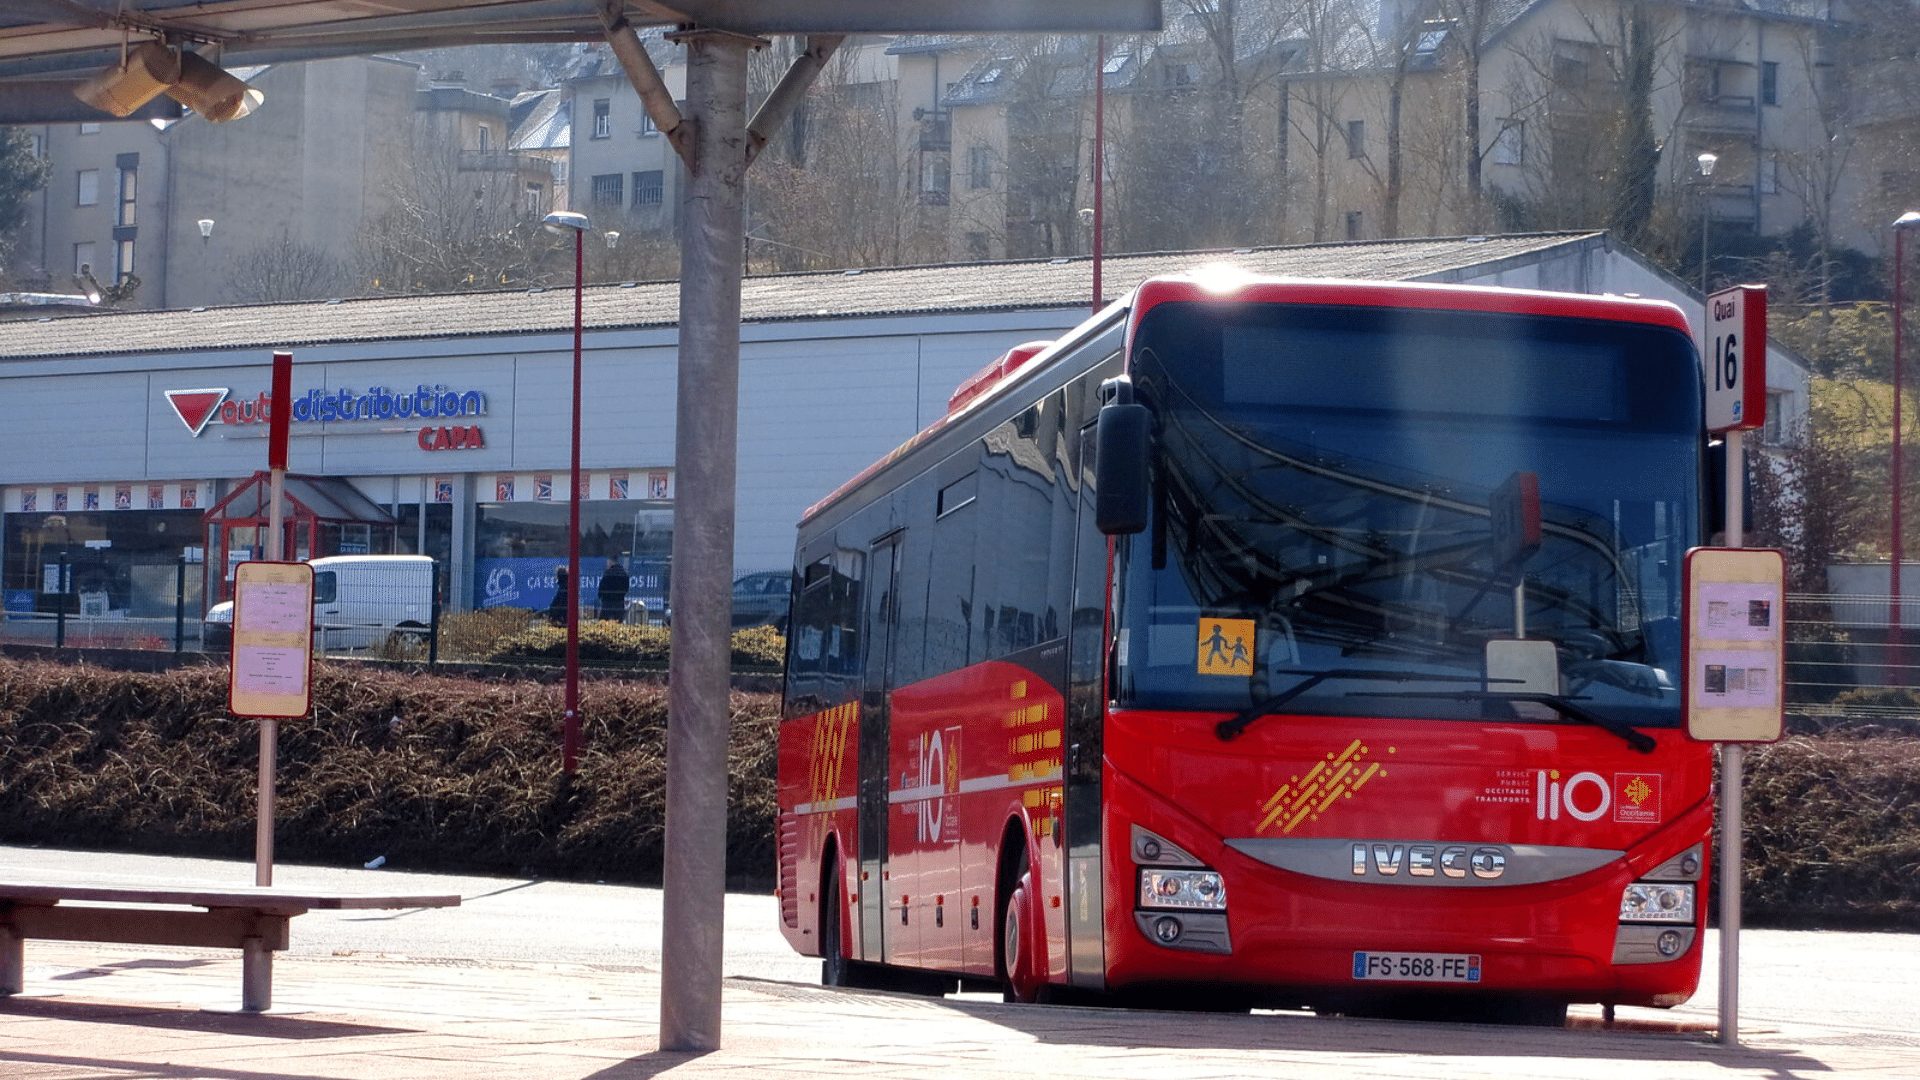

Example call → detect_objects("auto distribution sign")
1703 285 1767 433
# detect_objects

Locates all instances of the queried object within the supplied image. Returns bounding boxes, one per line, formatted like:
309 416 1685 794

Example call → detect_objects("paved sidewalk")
3 941 1917 1079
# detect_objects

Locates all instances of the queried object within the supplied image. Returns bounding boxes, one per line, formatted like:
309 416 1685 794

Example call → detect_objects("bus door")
856 532 902 963
1064 419 1109 990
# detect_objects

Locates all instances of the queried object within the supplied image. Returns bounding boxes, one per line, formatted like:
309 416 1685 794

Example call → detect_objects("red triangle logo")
165 388 228 436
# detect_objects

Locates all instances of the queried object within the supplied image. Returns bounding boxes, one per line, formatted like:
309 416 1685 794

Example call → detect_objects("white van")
205 555 435 652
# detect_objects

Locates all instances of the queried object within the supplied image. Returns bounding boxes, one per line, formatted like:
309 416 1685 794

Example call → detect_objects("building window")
73 241 96 276
28 134 44 158
114 237 135 284
76 169 99 206
590 173 623 207
1344 210 1363 240
591 98 611 139
1761 61 1779 106
476 124 491 152
919 152 950 205
1759 154 1778 195
116 164 137 227
632 169 663 207
1346 120 1365 159
524 182 545 216
1493 119 1524 166
78 122 99 135
1762 391 1787 444
640 111 658 136
966 231 989 259
967 145 992 189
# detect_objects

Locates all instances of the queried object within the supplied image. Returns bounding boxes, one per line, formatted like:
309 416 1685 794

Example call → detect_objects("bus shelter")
202 471 396 602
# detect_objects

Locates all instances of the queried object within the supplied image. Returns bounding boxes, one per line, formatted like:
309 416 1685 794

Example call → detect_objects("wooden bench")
0 882 461 1011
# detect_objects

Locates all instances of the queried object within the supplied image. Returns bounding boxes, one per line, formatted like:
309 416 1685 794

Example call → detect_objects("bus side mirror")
1095 399 1151 535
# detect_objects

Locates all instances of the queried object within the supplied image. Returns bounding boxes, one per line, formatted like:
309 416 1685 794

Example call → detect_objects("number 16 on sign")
1705 284 1767 433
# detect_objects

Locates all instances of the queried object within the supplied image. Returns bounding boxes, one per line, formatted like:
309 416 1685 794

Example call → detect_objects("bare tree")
747 42 934 269
352 118 561 294
224 230 346 303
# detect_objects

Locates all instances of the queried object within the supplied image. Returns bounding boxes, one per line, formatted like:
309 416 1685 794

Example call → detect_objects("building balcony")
918 118 951 152
1685 97 1760 134
457 151 556 179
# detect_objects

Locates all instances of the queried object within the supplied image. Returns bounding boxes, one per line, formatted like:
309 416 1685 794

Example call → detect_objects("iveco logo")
1351 843 1507 880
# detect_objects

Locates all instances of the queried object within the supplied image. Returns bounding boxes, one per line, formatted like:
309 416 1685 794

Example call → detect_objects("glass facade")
473 500 674 618
3 510 206 618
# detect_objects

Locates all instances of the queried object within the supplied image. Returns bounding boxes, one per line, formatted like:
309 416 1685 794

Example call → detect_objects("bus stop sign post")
1698 285 1770 1047
244 350 295 887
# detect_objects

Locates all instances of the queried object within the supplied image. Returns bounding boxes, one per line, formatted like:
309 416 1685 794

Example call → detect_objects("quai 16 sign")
1703 284 1767 433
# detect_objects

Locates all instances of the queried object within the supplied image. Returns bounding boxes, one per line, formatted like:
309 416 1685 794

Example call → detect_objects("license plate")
1352 951 1482 983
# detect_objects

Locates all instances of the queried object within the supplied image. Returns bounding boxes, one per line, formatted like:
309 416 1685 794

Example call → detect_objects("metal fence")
1785 591 1920 729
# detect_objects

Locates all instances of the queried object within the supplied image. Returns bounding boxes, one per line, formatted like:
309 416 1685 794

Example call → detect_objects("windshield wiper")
1214 669 1486 742
1349 690 1658 753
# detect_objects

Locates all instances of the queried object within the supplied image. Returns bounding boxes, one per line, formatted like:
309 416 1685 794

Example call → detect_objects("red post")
1092 35 1104 316
1894 225 1908 682
564 228 584 773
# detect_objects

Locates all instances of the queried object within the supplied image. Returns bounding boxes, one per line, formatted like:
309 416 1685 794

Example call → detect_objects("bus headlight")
1619 882 1694 923
1139 868 1227 911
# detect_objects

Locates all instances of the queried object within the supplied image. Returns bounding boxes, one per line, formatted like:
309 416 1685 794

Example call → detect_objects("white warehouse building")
0 231 1809 623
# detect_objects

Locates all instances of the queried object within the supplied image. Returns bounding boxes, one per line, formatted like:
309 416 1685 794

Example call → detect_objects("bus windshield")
1115 300 1702 730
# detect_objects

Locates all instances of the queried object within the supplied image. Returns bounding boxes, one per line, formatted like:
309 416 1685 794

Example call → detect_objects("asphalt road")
3 844 1914 1044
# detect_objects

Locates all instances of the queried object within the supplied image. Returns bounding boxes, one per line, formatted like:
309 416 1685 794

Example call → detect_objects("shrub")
437 606 540 661
0 656 779 884
482 621 785 669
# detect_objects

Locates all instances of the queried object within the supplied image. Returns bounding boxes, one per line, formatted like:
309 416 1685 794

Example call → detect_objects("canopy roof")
0 1 1160 81
205 472 394 525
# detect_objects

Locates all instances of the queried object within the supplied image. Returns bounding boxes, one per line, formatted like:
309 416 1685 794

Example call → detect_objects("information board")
227 560 315 720
1684 547 1785 742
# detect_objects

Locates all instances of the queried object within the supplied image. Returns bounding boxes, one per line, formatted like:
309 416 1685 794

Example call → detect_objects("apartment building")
8 56 561 309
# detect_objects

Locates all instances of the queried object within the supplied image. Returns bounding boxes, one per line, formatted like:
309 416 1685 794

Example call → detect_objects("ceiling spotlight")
166 52 262 123
73 40 180 117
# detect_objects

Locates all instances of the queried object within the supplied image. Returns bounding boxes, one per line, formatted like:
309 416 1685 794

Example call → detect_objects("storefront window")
472 501 673 619
394 503 454 566
4 510 206 617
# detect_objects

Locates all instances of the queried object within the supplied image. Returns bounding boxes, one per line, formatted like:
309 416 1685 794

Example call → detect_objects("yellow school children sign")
1197 618 1256 676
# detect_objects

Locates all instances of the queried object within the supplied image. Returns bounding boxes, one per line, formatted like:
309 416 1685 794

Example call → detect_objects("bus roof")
799 274 1695 527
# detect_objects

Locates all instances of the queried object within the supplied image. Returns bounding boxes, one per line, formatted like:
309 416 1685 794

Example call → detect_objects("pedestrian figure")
546 565 570 626
598 558 630 622
1204 623 1230 666
1230 636 1250 670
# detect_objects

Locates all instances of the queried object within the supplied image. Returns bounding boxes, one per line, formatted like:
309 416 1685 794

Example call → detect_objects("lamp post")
1891 210 1920 678
197 217 214 247
1697 152 1718 298
544 209 590 774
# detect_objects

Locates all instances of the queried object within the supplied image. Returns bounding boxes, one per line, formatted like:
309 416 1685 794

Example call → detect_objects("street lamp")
197 218 214 247
544 208 590 774
1890 209 1920 677
1697 152 1718 298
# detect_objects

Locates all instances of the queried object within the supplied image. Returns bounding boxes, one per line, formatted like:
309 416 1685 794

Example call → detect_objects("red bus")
776 272 1711 1022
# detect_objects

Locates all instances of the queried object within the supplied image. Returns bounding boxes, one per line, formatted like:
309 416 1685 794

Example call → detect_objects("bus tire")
821 859 851 988
1001 868 1043 1003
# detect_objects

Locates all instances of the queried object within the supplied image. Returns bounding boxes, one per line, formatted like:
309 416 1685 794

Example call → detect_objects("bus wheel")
1001 870 1043 1003
821 862 852 987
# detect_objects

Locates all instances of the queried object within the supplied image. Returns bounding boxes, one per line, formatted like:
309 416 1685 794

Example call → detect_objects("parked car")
731 570 792 629
205 555 434 653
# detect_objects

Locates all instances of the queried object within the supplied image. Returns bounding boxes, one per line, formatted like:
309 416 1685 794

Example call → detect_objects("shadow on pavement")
0 1051 349 1080
578 1050 715 1078
729 978 1834 1074
0 996 415 1040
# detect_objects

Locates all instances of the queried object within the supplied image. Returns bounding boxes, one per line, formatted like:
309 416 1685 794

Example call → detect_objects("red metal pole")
1092 34 1104 316
1894 225 1907 681
564 228 584 772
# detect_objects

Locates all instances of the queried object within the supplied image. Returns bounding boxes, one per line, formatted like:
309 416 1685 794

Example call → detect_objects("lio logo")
1534 769 1610 822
